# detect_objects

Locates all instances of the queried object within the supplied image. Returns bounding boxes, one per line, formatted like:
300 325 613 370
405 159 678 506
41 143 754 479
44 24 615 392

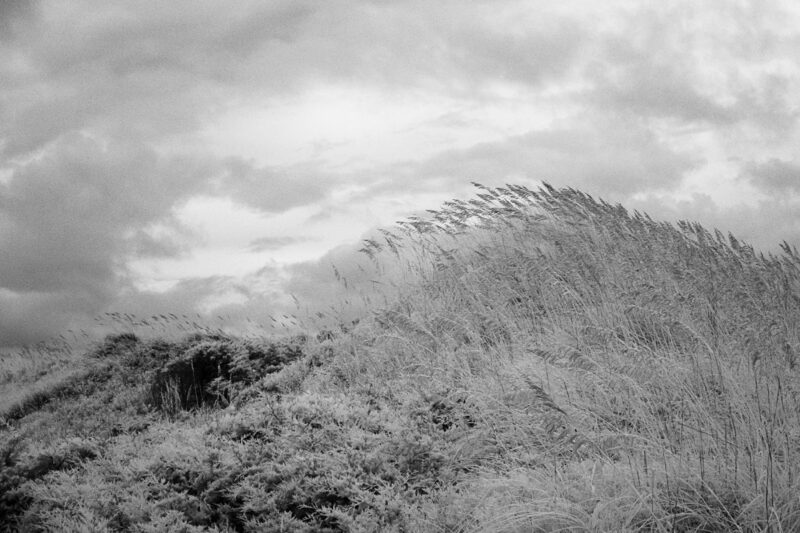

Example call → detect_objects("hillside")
2 184 800 532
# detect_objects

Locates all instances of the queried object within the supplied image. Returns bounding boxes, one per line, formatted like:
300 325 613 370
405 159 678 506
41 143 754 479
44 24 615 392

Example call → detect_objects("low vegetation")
2 183 799 532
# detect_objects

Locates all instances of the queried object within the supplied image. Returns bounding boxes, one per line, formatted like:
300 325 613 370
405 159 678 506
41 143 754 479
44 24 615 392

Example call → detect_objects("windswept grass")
2 183 799 532
0 340 91 424
352 182 800 531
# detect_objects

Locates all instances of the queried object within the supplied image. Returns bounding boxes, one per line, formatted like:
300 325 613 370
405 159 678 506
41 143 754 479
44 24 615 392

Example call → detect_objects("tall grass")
348 182 800 531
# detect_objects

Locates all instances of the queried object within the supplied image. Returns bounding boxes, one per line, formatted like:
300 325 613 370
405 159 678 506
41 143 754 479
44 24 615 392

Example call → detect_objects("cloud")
0 288 92 347
586 3 800 132
586 8 737 125
0 2 324 158
282 240 387 324
248 235 313 253
0 133 216 345
112 239 387 337
4 0 796 157
114 276 252 317
627 191 800 254
0 0 38 43
448 18 585 88
744 159 800 194
216 158 335 213
11 2 315 80
376 112 700 200
589 44 738 125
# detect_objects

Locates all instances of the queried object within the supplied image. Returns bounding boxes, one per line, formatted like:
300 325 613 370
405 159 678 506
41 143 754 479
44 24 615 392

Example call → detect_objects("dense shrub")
121 338 180 373
91 332 140 359
149 341 235 413
0 437 98 530
148 339 305 414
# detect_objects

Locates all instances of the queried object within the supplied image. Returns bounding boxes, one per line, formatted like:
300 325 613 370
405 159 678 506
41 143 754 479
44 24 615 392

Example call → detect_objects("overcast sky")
2 0 799 347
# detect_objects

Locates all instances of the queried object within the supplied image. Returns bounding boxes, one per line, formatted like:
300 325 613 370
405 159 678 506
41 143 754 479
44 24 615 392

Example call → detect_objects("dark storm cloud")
0 134 216 345
0 1 325 159
45 0 583 95
13 1 315 81
744 159 800 194
0 0 38 42
216 158 333 213
2 135 192 290
0 290 87 348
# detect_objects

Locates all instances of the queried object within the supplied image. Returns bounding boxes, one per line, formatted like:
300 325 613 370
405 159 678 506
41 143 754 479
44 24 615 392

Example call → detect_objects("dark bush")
227 341 304 383
0 438 30 529
180 332 230 346
0 470 31 532
148 339 305 413
0 438 98 529
91 332 140 358
149 341 234 413
121 339 180 372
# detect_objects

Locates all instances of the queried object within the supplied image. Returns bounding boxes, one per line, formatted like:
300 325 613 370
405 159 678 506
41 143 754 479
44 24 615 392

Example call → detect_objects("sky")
1 0 800 347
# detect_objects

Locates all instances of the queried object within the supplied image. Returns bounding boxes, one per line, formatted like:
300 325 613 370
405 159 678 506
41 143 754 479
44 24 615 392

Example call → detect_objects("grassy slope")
2 184 800 532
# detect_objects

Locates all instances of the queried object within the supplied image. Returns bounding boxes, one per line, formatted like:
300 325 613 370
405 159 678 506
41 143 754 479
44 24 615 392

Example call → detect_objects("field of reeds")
2 183 799 532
